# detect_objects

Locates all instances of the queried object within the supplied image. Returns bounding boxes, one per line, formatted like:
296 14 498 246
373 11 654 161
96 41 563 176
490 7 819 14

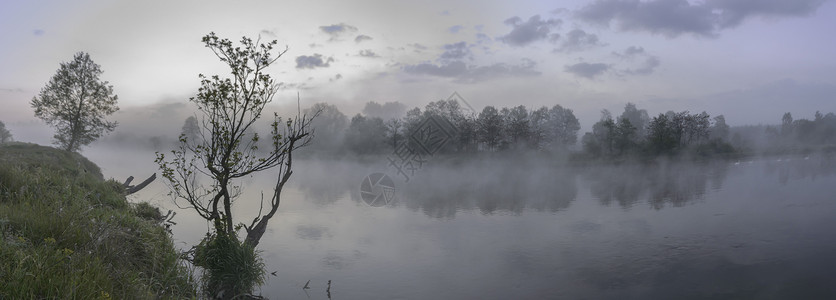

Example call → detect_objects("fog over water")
83 145 836 299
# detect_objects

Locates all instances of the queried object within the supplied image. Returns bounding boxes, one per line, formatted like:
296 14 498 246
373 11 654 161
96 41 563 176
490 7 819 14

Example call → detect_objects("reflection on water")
585 161 729 210
83 147 836 299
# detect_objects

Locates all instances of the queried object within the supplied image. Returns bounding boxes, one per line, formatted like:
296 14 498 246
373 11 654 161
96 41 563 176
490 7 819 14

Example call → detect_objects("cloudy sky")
2 0 835 142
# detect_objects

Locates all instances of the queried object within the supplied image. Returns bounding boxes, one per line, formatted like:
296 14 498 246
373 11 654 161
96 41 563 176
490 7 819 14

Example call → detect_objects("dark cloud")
555 29 604 52
577 0 716 37
613 46 661 75
277 82 310 90
295 54 335 69
623 45 644 56
713 0 827 28
565 62 610 78
355 34 373 43
358 49 379 57
33 29 45 36
627 56 660 75
329 74 343 82
439 41 472 61
448 25 464 33
403 59 540 83
499 15 562 47
576 0 827 38
409 43 428 53
319 23 359 41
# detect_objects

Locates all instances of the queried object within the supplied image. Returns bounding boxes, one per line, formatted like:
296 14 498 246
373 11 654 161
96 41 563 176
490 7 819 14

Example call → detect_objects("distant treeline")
84 99 836 159
285 100 738 159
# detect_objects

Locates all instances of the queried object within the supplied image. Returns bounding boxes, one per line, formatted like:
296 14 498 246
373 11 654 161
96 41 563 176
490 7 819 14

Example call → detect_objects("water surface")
87 148 836 299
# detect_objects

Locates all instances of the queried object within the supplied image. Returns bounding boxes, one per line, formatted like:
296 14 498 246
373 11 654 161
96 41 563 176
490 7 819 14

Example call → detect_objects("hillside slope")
0 143 196 299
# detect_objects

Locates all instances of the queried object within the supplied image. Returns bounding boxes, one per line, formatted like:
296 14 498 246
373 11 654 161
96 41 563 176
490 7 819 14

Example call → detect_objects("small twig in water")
326 280 332 299
303 280 311 290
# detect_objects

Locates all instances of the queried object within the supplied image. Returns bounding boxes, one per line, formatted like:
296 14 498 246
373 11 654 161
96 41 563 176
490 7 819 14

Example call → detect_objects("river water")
85 147 836 299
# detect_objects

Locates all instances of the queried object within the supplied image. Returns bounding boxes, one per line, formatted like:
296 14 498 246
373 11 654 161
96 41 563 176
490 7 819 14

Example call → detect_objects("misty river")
86 147 836 299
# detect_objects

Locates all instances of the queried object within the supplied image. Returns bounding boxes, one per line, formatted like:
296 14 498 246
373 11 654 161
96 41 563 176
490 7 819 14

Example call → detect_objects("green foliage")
30 52 119 152
193 233 265 299
156 33 318 297
0 143 195 298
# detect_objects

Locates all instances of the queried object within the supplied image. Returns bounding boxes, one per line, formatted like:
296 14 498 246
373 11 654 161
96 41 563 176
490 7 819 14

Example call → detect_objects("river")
85 147 836 299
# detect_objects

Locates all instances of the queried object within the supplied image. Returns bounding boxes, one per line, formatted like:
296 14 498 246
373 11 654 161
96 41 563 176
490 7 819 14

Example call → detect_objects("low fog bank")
288 152 836 219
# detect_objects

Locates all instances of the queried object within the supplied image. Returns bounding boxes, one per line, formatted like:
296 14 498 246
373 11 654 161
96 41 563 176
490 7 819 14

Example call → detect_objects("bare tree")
155 32 317 248
31 52 119 152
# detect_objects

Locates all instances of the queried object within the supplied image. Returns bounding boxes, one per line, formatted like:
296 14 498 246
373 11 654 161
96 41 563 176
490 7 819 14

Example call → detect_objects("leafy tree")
614 118 636 155
619 103 649 141
456 114 478 152
477 106 504 151
528 106 550 149
647 113 677 154
363 101 407 120
547 104 581 148
181 116 201 143
781 112 793 138
344 114 386 153
31 52 119 152
0 121 12 143
710 115 729 141
304 102 347 152
384 118 404 150
583 110 616 157
504 105 531 148
155 33 317 297
403 107 424 137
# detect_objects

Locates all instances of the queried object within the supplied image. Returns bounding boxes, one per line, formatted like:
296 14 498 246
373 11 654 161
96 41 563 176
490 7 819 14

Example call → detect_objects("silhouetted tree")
529 106 550 149
477 106 504 151
155 33 317 297
384 118 403 150
181 116 200 144
646 113 677 155
504 105 531 149
363 101 407 120
456 114 478 152
781 112 793 138
31 52 119 152
0 121 11 143
547 104 581 148
344 114 386 153
710 115 729 141
619 103 649 141
583 110 616 157
614 118 636 155
304 102 347 152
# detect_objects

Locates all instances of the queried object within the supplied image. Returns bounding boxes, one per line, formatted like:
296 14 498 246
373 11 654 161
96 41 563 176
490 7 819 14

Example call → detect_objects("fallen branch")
123 173 156 195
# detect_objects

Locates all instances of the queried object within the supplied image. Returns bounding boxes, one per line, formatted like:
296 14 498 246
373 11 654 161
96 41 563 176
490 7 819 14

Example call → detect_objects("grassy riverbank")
0 143 196 299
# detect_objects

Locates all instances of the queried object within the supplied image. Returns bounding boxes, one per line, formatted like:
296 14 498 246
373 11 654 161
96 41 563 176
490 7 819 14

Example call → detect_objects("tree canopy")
31 52 119 152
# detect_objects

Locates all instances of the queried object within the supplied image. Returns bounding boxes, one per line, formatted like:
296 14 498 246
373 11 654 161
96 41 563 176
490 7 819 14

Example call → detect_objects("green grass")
0 142 196 299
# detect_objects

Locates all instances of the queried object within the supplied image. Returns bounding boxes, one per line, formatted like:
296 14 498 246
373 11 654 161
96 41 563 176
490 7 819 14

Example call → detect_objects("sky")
2 0 835 144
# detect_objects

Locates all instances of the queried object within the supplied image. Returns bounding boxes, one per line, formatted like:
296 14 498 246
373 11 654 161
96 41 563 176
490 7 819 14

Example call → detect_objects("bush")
193 233 265 299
